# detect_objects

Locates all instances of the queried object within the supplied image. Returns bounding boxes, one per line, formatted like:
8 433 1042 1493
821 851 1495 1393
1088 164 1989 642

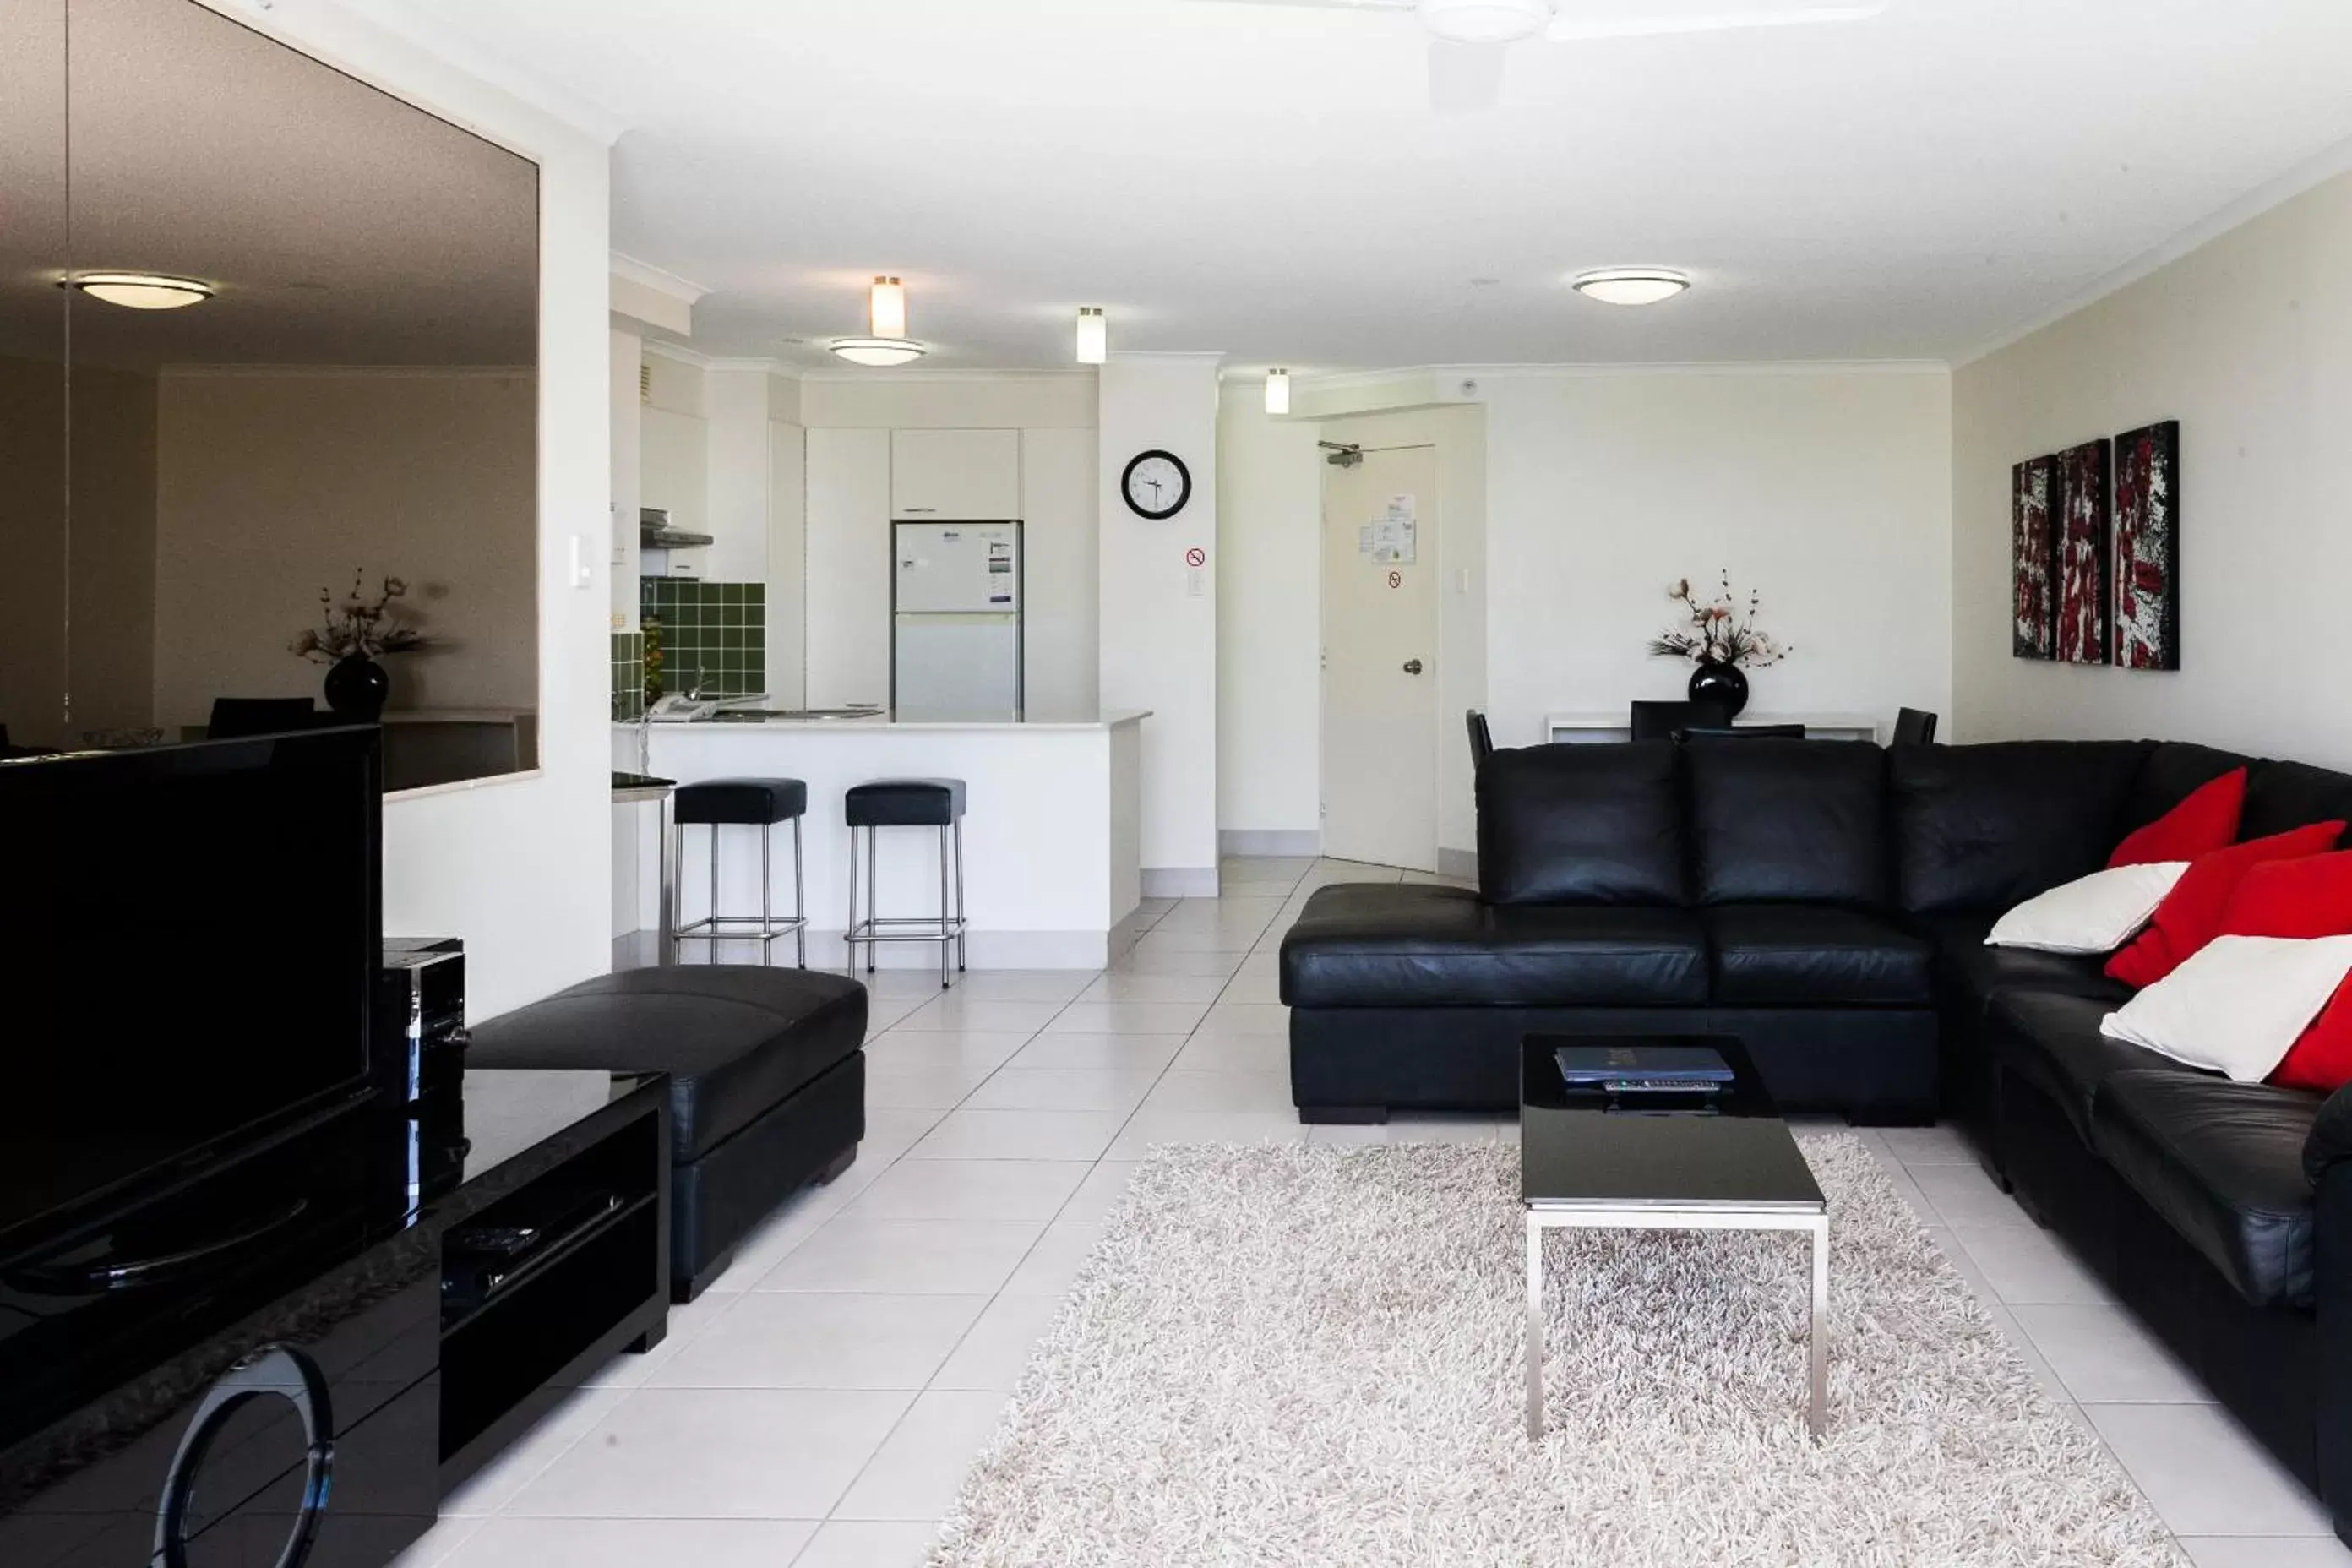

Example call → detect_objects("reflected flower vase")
324 653 391 720
1687 659 1749 719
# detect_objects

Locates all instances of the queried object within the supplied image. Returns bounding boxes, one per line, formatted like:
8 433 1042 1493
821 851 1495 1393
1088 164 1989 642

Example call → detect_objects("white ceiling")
368 0 2352 373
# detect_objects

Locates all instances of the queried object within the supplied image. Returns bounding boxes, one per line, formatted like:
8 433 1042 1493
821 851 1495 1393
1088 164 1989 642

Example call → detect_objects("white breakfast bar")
613 710 1149 970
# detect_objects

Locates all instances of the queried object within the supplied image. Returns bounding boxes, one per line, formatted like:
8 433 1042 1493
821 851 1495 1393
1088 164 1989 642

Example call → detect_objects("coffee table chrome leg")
1525 1215 1544 1440
1807 1214 1829 1439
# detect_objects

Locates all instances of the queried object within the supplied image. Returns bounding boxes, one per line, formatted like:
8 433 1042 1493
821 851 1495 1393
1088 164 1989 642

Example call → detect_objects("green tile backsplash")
640 578 765 699
610 630 645 721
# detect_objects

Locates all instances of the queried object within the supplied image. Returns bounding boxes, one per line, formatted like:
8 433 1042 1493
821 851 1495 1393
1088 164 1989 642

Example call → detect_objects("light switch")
568 534 594 589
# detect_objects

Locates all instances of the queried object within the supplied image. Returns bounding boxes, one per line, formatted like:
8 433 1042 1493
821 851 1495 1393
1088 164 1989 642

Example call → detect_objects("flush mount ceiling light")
64 270 213 310
1416 0 1551 45
830 337 928 368
1075 307 1108 366
830 273 928 366
1265 368 1292 416
1571 267 1692 306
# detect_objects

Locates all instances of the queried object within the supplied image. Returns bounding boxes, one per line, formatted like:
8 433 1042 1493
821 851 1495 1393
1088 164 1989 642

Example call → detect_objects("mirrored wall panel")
3 0 539 790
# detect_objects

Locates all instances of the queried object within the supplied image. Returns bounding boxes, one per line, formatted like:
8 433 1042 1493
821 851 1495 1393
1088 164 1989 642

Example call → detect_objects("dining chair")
1629 700 1731 742
208 697 324 739
1466 709 1494 770
1674 724 1807 741
1893 707 1940 745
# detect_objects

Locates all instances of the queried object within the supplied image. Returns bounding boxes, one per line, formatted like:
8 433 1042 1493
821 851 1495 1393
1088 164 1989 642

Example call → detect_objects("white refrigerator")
892 521 1023 721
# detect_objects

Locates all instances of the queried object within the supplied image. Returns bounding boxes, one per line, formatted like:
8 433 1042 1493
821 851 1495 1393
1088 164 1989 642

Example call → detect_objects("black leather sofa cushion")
1687 740 1891 906
1280 883 1707 1008
1891 740 2152 914
1986 988 2205 1143
845 778 966 826
2122 743 2253 838
2246 759 2352 841
1701 905 1932 1006
1477 742 1685 906
1910 910 2132 1010
2091 1069 2322 1309
675 776 808 825
467 966 868 1162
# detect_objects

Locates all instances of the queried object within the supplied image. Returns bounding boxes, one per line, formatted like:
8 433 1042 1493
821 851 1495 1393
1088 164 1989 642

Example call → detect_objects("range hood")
639 506 712 549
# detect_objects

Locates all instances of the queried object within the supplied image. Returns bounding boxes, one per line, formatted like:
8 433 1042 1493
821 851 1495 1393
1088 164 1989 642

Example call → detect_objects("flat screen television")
0 727 382 1254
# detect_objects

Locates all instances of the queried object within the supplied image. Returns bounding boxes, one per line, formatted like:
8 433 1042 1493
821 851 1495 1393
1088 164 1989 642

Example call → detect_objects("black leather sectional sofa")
1280 735 2352 1538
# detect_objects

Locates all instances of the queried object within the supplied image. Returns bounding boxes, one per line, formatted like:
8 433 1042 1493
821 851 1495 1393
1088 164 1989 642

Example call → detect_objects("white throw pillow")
1984 863 2189 955
2100 934 2352 1081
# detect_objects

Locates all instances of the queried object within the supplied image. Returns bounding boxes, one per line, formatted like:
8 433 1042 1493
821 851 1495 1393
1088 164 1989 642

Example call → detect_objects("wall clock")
1120 449 1191 520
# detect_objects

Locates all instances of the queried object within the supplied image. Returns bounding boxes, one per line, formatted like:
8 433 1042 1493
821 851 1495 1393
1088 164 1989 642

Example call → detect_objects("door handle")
1402 659 1424 675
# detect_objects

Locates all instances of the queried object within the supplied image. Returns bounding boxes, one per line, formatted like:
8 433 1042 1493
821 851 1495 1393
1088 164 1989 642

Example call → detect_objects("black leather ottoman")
467 966 868 1301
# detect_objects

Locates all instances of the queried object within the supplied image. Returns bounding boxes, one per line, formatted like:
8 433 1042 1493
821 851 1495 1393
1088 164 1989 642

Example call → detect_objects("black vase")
324 653 390 720
1687 660 1750 719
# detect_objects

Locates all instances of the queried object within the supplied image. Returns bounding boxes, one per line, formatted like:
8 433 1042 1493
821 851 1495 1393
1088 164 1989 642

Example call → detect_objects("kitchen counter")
612 709 1150 969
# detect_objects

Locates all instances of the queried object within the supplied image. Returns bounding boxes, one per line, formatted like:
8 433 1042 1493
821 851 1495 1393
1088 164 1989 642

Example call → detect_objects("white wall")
151 368 538 727
1952 169 2352 768
768 415 808 705
608 327 642 622
1215 394 1323 843
215 0 616 1020
1098 353 1221 888
1482 368 1953 750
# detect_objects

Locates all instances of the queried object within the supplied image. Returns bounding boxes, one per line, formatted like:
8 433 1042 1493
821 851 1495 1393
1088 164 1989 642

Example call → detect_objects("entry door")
1321 444 1439 873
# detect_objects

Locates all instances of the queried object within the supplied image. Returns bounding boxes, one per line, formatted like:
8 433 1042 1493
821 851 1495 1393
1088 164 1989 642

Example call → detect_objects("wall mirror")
0 0 540 791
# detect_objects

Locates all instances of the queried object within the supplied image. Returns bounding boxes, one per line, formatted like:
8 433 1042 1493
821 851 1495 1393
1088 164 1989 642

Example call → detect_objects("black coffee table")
1521 1034 1829 1440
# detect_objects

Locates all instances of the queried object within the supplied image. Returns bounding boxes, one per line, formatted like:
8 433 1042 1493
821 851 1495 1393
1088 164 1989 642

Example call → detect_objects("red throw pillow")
2106 821 2346 988
2271 974 2352 1094
2109 769 2247 868
2219 851 2352 939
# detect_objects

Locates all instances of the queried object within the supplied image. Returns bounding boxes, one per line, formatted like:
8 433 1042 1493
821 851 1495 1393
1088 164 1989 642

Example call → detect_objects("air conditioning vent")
639 362 651 402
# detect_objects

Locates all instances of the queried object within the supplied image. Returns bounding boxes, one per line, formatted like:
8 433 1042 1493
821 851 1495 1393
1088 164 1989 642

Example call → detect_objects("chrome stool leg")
865 825 879 974
938 825 952 990
953 819 967 972
792 816 807 968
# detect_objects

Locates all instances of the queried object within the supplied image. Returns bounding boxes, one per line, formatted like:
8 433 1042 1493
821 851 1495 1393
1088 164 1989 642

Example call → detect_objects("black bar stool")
672 777 808 966
843 778 966 988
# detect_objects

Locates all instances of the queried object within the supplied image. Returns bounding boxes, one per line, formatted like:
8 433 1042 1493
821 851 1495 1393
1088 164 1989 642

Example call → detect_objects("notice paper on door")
1358 493 1418 565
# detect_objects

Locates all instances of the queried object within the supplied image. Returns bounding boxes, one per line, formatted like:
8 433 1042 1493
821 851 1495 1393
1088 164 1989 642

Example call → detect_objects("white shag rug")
928 1134 2186 1567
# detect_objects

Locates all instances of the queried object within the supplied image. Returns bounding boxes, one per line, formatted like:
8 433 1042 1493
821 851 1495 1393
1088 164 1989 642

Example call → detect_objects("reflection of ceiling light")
1266 368 1292 416
1075 307 1107 366
868 275 907 339
830 337 928 368
1418 0 1550 45
65 271 213 310
1572 268 1692 306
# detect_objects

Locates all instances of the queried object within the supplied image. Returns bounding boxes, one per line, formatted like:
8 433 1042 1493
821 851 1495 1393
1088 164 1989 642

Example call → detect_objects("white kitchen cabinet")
804 426 892 710
890 427 1020 520
640 405 707 542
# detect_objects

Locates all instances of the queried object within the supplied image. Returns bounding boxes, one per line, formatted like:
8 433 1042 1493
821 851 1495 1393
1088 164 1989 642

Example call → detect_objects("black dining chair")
1628 700 1730 742
1466 709 1494 770
1674 723 1807 741
1893 708 1940 745
208 697 323 739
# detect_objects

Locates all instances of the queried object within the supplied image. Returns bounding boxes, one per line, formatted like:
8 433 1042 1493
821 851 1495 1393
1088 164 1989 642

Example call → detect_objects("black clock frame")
1120 449 1192 520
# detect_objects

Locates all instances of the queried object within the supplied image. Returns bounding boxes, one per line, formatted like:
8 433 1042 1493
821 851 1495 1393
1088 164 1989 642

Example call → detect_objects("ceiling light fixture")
1417 0 1551 45
1265 368 1292 416
868 275 907 339
831 273 928 366
63 270 213 310
1075 307 1107 366
1571 268 1693 307
830 337 928 368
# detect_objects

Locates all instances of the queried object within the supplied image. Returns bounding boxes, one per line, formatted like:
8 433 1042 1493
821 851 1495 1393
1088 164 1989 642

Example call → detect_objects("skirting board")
612 927 1114 972
1219 829 1320 858
1438 847 1478 882
1142 867 1222 899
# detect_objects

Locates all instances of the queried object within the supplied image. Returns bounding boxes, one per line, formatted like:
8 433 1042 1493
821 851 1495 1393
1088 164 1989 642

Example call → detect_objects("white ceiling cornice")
611 251 710 305
1956 128 2352 368
307 0 631 146
797 367 1097 385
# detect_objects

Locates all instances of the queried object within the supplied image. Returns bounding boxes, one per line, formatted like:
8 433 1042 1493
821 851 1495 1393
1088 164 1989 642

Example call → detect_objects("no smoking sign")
1184 547 1206 569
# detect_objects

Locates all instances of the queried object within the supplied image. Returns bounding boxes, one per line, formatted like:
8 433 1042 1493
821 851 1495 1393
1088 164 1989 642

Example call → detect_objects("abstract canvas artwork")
2113 421 2181 670
2010 455 2058 660
2055 438 2112 665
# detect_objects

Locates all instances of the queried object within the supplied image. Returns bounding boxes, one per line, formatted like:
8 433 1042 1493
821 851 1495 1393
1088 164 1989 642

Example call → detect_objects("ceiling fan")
1193 0 1889 114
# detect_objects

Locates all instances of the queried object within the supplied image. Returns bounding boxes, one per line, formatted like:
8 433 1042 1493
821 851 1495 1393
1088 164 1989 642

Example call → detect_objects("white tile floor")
395 858 2350 1567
